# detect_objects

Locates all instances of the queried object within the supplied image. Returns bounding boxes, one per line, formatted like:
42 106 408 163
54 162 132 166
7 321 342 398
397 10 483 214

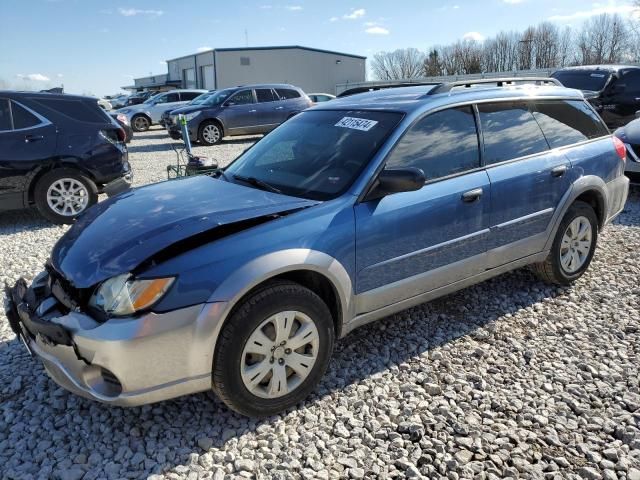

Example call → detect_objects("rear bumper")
604 175 630 224
5 273 227 406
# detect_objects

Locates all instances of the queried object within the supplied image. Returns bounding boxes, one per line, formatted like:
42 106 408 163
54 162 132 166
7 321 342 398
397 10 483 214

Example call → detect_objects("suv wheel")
34 168 98 224
531 201 598 285
199 121 222 145
212 281 334 417
131 114 150 132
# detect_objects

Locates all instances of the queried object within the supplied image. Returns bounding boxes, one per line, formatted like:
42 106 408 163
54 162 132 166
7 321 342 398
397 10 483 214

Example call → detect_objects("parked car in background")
159 90 215 128
551 65 640 128
0 91 131 223
109 94 129 110
614 117 640 176
110 112 133 143
117 89 207 132
308 93 335 103
6 81 629 416
97 98 112 111
123 90 158 108
167 84 311 145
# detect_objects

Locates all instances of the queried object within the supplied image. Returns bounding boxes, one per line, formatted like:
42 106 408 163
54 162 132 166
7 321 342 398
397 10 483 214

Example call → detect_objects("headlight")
89 273 175 316
183 112 200 121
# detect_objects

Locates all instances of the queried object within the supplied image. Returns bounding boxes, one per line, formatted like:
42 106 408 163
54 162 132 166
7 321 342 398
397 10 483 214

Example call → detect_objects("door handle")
25 135 44 143
461 188 483 203
275 106 284 110
551 165 568 177
249 109 257 113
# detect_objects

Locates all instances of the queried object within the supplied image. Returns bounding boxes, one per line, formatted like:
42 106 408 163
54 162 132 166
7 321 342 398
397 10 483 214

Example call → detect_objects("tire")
198 121 222 146
531 201 598 285
212 280 335 417
33 168 98 224
131 114 151 132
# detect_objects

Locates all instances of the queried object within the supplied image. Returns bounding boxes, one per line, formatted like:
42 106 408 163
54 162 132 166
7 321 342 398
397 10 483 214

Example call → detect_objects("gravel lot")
1 128 639 480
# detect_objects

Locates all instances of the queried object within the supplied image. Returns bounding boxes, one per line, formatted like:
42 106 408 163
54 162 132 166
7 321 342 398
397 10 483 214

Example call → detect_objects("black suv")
551 65 640 128
0 91 131 224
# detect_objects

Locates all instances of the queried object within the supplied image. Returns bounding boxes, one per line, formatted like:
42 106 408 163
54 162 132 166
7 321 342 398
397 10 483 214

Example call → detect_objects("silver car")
117 89 206 132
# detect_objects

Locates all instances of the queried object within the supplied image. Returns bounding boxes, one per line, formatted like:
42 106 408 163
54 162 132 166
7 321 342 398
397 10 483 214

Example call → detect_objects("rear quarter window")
32 98 109 123
276 89 301 100
12 102 42 129
478 102 549 165
533 100 609 148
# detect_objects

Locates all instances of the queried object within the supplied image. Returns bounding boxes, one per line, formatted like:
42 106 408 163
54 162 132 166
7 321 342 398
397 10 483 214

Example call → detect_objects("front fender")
208 249 354 333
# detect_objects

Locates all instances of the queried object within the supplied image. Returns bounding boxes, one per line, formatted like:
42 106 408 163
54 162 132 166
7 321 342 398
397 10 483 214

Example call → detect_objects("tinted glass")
552 70 611 91
533 100 609 148
620 70 640 93
33 98 108 123
180 91 202 101
276 89 301 100
12 102 41 129
165 93 180 103
478 102 549 164
0 99 11 130
229 90 254 105
225 110 403 200
386 107 480 180
256 89 277 103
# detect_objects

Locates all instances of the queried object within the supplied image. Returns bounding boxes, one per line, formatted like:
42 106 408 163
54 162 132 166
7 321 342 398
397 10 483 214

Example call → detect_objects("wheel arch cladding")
574 189 606 229
26 162 95 203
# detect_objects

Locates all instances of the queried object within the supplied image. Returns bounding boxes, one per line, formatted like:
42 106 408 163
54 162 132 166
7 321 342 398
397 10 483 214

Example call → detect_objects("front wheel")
531 201 598 285
131 114 150 132
198 121 222 145
212 281 335 417
33 168 98 224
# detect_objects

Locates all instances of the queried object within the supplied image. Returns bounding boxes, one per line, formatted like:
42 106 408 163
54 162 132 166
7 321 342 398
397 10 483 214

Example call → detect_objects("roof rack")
337 82 439 98
428 77 562 95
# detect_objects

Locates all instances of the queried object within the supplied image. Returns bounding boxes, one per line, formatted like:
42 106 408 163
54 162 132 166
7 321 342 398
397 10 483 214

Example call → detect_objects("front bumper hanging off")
4 271 224 406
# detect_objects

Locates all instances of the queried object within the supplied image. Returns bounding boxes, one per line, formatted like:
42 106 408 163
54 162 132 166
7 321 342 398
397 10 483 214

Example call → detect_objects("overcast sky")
0 0 636 96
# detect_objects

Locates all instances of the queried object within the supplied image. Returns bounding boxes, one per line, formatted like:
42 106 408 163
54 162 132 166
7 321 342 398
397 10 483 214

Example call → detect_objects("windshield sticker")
335 117 378 131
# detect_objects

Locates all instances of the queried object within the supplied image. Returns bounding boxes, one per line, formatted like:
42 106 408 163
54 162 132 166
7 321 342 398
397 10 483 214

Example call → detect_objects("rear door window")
533 100 609 148
386 106 480 180
478 102 549 165
32 98 108 123
0 99 11 130
12 102 41 129
256 89 277 103
276 89 301 100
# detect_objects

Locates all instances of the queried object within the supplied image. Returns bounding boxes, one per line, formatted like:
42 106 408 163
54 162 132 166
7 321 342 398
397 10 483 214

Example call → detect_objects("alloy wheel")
133 116 149 131
46 178 89 217
202 124 220 144
241 310 319 399
560 215 592 273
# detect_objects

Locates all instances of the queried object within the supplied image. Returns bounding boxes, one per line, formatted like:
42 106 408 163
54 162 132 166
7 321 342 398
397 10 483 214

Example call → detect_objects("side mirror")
364 167 425 201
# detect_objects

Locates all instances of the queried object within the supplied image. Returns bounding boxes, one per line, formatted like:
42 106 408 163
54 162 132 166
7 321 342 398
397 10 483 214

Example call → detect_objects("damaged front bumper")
5 271 227 406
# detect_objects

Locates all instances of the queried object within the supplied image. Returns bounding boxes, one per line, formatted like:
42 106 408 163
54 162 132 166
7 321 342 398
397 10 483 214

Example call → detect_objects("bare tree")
577 14 628 64
423 48 444 77
371 48 425 80
533 22 560 68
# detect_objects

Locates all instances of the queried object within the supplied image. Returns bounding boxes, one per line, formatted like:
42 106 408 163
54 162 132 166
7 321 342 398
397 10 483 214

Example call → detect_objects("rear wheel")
199 121 222 145
212 281 334 417
34 168 98 224
131 114 150 132
531 201 598 285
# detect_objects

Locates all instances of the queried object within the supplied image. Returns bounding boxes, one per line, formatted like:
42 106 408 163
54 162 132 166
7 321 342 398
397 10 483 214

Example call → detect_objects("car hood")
119 103 147 113
614 118 640 144
169 105 206 115
50 176 319 288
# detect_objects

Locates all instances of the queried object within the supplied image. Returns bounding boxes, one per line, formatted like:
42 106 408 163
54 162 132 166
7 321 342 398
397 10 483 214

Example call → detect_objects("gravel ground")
1 128 639 480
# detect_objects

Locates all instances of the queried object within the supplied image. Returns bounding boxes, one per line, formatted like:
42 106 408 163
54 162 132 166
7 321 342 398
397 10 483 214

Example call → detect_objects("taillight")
116 128 126 143
613 136 627 162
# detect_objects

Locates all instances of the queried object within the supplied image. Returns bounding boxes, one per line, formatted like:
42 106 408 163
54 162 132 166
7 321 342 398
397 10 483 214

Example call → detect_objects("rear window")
533 100 609 148
276 89 301 100
12 102 41 129
33 98 109 123
256 88 277 103
0 99 11 130
551 70 611 92
478 102 549 165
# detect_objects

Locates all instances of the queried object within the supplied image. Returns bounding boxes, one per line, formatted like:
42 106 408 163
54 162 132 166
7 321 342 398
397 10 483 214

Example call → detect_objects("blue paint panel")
355 171 491 293
562 137 623 182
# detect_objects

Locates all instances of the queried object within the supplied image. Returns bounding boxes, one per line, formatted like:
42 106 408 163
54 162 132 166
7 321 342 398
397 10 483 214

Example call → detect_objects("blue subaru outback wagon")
6 79 629 416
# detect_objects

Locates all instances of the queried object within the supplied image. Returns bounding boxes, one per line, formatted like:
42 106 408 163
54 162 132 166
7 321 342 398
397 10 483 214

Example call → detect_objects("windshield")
225 110 403 200
203 89 236 106
552 71 611 92
143 93 163 104
190 91 215 105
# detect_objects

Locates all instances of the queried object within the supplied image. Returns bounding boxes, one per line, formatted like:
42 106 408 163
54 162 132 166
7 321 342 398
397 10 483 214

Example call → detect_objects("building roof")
166 45 367 62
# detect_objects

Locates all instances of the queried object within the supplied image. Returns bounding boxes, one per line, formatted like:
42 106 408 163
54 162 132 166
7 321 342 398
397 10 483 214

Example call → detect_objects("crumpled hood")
51 176 319 288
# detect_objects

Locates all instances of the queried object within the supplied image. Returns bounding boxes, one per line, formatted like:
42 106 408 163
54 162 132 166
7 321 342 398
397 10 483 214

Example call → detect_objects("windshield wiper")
232 174 281 194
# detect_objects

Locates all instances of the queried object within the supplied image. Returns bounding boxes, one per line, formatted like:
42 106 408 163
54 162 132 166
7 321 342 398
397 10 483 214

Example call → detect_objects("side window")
180 92 201 101
386 106 480 180
276 89 301 100
621 70 640 93
228 90 254 105
165 93 180 103
0 99 11 131
478 102 549 165
256 89 277 103
12 102 41 129
33 98 107 123
533 100 608 148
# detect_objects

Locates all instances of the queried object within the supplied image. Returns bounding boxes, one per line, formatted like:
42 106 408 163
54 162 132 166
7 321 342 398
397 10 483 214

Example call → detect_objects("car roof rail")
427 77 563 95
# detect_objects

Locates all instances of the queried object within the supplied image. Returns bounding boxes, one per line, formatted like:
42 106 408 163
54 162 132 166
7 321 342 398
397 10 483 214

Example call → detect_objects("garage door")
201 65 215 89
